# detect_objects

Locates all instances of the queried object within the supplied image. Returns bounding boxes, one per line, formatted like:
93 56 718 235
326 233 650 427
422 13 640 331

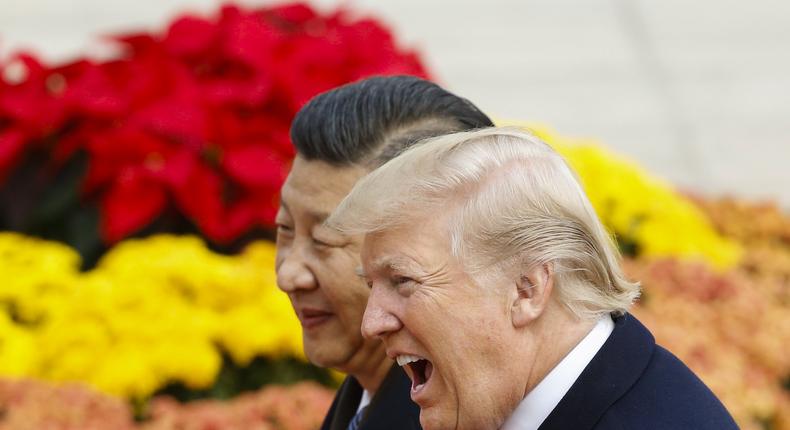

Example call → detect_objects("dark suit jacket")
539 314 738 429
320 364 421 430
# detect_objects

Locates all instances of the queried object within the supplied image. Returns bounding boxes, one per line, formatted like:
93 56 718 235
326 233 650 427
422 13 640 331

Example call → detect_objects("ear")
511 263 554 328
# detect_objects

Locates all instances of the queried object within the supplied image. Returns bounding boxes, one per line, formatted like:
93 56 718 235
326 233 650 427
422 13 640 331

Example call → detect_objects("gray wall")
2 0 788 207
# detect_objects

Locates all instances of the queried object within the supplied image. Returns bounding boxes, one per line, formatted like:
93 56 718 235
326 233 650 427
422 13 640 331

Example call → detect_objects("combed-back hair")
290 75 494 167
328 127 641 319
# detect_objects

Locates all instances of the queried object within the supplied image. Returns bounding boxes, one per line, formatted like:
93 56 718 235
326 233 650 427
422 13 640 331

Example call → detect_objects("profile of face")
360 213 531 430
275 156 376 370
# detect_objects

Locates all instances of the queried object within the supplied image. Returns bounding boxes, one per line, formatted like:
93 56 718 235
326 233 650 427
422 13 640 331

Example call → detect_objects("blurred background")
2 0 789 207
0 1 788 430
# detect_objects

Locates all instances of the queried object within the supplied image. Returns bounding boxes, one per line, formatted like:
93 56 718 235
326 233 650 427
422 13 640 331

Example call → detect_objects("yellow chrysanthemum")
0 313 38 377
0 233 303 399
497 122 741 269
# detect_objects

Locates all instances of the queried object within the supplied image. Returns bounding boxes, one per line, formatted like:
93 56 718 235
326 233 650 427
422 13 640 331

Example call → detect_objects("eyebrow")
369 255 426 277
278 196 331 222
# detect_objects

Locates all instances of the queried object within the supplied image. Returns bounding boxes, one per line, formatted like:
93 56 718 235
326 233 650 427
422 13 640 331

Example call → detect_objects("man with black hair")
275 75 493 430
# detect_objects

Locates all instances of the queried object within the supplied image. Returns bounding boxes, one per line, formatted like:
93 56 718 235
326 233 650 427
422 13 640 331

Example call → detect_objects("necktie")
347 405 368 430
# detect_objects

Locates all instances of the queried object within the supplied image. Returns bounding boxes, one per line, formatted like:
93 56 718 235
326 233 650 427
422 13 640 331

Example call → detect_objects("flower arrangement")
141 381 333 430
629 259 789 430
0 377 334 430
503 122 741 269
0 378 135 430
0 233 305 399
0 2 428 264
626 197 790 430
2 173 788 430
1 2 787 429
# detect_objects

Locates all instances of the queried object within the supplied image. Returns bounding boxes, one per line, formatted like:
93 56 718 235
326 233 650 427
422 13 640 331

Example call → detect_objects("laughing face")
275 157 384 372
360 213 529 430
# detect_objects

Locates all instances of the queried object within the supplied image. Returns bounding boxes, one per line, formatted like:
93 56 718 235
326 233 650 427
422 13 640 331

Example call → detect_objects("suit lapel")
323 376 363 430
539 314 655 430
360 364 421 430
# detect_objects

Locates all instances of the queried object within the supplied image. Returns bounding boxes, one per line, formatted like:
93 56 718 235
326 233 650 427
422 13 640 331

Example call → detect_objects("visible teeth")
396 354 424 366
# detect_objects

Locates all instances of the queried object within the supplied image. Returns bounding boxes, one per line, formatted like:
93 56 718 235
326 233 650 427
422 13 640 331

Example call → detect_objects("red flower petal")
101 169 167 243
205 198 256 243
0 128 28 180
164 15 218 58
221 145 288 189
221 9 282 68
1 2 433 246
267 3 318 25
173 162 223 231
57 60 127 117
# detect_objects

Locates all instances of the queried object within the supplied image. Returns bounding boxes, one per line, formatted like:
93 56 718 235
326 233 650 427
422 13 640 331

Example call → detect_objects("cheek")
321 259 369 322
273 248 285 271
427 303 512 390
316 250 362 292
334 288 369 328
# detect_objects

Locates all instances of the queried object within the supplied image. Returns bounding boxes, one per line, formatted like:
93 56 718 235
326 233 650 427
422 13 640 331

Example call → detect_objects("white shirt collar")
357 389 372 413
501 315 615 430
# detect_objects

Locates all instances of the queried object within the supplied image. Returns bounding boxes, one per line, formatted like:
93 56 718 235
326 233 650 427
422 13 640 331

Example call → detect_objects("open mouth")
396 354 434 393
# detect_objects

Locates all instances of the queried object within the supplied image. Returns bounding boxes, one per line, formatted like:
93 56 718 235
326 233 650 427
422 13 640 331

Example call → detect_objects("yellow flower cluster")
498 121 741 269
0 233 303 399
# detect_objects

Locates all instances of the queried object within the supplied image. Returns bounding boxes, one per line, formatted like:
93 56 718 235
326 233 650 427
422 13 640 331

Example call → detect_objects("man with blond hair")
328 127 737 430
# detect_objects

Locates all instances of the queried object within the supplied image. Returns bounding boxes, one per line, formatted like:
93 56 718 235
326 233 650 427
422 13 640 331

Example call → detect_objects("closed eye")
391 276 417 296
393 276 415 287
313 238 344 248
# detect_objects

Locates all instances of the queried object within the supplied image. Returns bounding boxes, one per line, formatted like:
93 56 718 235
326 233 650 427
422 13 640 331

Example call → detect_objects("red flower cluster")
0 3 428 243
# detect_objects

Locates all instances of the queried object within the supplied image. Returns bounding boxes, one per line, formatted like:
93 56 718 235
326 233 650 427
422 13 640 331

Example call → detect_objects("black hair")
290 75 494 167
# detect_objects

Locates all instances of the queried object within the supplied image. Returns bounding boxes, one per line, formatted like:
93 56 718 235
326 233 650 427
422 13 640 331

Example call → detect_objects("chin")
302 343 333 367
419 407 456 430
304 343 353 369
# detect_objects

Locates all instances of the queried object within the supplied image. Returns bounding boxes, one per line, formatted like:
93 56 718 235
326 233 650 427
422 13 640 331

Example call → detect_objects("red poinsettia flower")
0 127 27 181
1 2 431 245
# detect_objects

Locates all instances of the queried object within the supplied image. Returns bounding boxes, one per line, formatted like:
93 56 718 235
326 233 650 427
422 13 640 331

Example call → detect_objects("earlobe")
511 263 554 328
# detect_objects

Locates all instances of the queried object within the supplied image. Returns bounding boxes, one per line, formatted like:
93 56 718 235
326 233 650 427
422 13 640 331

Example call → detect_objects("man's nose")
361 285 402 339
275 245 317 293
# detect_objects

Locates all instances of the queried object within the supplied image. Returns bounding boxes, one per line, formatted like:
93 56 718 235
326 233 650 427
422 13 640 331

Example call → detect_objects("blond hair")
328 127 640 318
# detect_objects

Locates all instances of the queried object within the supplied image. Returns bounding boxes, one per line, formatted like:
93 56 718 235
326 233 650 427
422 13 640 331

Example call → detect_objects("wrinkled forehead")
359 215 454 277
361 252 427 278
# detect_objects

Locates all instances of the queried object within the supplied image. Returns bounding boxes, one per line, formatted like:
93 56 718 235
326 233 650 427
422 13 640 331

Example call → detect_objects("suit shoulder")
597 345 738 430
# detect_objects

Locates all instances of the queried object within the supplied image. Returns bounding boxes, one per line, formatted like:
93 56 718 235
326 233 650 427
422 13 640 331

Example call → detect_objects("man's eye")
393 276 414 286
313 238 343 248
276 224 293 234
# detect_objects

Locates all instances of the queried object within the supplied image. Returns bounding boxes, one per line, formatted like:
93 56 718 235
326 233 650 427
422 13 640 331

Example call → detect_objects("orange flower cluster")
695 197 790 292
628 198 790 430
141 382 333 430
0 378 334 430
0 378 134 430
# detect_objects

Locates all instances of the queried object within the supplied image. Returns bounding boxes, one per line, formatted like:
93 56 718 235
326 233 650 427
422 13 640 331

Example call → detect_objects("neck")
521 304 597 397
341 339 393 393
